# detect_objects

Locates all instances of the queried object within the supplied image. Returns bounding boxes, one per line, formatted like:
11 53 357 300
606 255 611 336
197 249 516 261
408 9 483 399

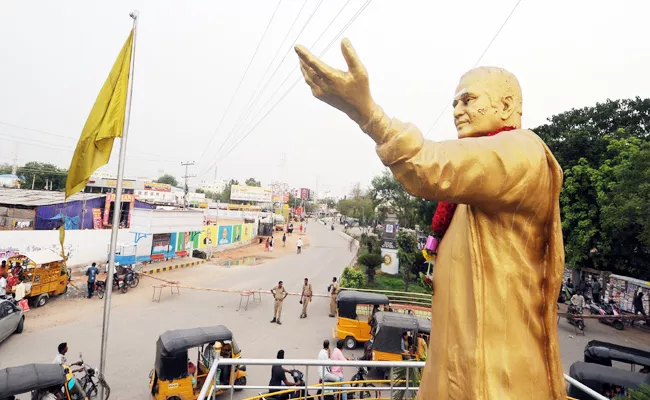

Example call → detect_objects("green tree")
396 230 419 291
156 174 178 187
244 177 261 187
0 163 12 174
17 162 67 190
221 179 239 202
358 253 383 284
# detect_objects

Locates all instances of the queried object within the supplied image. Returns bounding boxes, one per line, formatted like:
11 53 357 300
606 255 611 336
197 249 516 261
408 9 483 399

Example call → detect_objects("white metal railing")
196 357 606 400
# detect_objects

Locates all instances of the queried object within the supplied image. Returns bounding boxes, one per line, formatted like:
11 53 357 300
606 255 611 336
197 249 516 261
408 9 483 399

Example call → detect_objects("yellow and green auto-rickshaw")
8 250 69 307
149 325 247 400
0 363 88 399
335 290 390 349
369 311 420 362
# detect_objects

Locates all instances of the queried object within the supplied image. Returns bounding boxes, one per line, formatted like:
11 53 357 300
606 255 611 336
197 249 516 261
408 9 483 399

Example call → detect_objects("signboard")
230 185 272 202
272 192 290 202
103 193 135 226
106 179 134 188
92 208 103 229
144 181 172 192
300 188 310 200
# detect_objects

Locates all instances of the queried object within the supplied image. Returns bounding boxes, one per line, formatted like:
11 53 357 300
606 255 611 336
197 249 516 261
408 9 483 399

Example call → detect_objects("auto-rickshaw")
149 325 247 400
0 363 87 399
583 340 650 372
335 290 389 349
567 361 650 400
369 311 419 362
7 250 68 307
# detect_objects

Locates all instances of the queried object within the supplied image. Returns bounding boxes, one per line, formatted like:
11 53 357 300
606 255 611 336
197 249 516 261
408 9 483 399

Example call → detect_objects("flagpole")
98 11 138 399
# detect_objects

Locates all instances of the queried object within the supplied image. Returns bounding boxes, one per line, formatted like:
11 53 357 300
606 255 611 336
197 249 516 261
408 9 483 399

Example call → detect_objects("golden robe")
364 115 566 399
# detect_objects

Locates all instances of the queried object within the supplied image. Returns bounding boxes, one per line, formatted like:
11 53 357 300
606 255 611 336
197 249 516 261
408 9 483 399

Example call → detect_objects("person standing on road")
0 273 7 299
282 233 287 247
271 281 288 325
328 277 339 317
591 276 601 304
85 262 99 299
270 235 274 252
296 238 303 254
633 292 647 327
300 278 312 318
317 340 339 383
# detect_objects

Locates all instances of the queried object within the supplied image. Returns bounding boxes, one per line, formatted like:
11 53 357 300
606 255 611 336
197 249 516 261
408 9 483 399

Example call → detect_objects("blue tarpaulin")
48 213 80 230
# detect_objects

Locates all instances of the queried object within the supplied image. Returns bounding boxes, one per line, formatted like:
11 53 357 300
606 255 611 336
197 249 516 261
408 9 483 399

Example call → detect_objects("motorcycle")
589 299 625 330
349 364 377 399
124 266 139 288
564 305 585 331
76 353 110 399
259 369 306 400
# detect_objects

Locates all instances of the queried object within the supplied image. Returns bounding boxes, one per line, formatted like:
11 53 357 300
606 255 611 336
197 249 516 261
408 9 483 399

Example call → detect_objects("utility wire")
212 0 374 168
425 0 524 135
195 0 284 167
210 0 325 165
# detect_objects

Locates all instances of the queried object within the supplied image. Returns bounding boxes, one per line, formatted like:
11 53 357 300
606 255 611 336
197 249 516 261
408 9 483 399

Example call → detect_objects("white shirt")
53 353 66 365
0 277 6 296
40 393 58 400
297 239 303 248
317 349 330 379
14 282 26 301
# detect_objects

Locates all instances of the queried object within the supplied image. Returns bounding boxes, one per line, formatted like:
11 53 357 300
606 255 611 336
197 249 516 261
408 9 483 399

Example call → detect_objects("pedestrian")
282 233 287 247
300 278 312 318
296 238 303 254
317 340 339 383
265 237 270 252
0 273 7 299
633 292 647 327
300 224 303 233
304 225 307 234
269 235 274 252
328 277 339 317
85 262 99 299
330 340 348 400
591 276 601 304
270 280 288 325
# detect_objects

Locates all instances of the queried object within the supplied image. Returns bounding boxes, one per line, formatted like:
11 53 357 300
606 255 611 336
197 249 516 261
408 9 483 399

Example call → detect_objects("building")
0 174 21 189
0 188 155 230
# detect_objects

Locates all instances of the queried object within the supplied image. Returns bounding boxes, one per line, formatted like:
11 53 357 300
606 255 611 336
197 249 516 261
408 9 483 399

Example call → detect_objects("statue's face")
453 72 506 138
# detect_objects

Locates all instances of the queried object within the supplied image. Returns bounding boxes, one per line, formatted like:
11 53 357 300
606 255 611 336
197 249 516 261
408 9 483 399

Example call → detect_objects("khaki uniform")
273 286 287 320
330 282 339 315
301 283 313 315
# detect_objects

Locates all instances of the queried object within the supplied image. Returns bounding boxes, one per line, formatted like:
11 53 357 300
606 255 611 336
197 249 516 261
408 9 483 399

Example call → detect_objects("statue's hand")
295 39 375 126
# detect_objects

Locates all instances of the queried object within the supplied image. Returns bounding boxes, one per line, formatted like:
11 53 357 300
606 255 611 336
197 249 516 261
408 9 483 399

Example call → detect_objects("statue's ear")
500 95 516 120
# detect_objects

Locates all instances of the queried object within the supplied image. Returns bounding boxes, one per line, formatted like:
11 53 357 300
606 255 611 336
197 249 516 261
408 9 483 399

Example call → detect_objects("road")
0 221 358 399
2 219 649 399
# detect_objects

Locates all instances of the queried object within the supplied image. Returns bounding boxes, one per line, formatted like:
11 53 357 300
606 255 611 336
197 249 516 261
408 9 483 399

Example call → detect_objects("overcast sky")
1 0 649 198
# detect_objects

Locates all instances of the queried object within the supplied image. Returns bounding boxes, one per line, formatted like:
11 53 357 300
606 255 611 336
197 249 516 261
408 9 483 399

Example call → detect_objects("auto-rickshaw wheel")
36 294 48 307
234 376 246 391
344 336 357 350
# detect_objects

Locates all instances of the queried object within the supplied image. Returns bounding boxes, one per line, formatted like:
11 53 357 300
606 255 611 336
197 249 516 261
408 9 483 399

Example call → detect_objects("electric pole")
181 161 196 208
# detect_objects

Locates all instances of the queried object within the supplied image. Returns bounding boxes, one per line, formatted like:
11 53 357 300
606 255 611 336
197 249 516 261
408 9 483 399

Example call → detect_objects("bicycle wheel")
361 383 376 399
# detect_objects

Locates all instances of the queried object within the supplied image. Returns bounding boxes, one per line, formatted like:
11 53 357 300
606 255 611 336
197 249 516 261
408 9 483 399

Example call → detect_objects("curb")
142 259 206 275
337 231 360 248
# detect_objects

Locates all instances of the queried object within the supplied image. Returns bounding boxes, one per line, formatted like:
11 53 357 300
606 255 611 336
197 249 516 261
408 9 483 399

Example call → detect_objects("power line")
206 0 357 171
210 0 325 166
213 0 375 166
195 0 284 167
425 0 524 135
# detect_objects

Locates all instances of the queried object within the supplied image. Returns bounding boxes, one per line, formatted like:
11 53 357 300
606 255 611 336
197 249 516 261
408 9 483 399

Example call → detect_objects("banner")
272 192 290 202
217 225 233 245
144 181 172 192
242 224 251 241
232 225 242 242
103 193 135 226
106 179 134 188
92 208 103 229
230 185 272 202
300 188 310 200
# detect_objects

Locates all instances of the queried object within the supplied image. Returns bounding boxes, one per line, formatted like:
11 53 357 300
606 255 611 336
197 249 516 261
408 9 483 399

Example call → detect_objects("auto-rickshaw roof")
0 363 66 397
158 325 233 356
584 340 650 368
416 318 431 334
374 311 419 330
337 290 390 305
21 250 64 265
568 361 650 395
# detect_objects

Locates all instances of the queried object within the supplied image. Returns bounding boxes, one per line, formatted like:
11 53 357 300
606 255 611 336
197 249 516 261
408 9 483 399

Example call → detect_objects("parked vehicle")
349 361 377 399
589 300 625 330
6 250 69 307
124 266 139 288
565 305 585 331
0 298 24 344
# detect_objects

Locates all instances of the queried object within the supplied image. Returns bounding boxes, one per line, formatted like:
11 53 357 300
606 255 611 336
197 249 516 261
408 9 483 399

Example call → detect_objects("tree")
156 174 178 187
358 253 383 284
245 177 261 187
0 163 12 174
17 162 67 191
396 230 419 291
221 179 239 202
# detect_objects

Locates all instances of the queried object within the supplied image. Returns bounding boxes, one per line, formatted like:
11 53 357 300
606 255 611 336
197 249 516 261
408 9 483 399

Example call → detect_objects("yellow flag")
65 30 134 198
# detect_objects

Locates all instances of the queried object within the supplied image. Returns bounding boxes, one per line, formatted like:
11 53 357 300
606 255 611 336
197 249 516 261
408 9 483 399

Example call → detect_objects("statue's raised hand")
295 39 376 126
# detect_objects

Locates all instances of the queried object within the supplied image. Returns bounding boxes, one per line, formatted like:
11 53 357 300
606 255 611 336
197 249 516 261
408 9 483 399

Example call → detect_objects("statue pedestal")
381 247 399 275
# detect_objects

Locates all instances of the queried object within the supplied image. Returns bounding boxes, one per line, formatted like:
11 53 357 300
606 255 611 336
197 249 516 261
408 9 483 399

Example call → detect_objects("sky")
1 0 649 199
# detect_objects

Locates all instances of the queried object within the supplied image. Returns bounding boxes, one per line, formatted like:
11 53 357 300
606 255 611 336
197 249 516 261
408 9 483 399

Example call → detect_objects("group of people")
317 340 349 400
269 277 340 324
0 260 27 310
566 276 647 322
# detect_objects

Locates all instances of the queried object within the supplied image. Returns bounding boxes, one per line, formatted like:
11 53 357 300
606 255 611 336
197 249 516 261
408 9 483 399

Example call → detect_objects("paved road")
0 221 358 399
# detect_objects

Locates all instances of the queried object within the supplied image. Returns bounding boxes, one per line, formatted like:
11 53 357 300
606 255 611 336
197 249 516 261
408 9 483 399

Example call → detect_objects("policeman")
328 277 339 317
271 281 288 325
300 278 313 318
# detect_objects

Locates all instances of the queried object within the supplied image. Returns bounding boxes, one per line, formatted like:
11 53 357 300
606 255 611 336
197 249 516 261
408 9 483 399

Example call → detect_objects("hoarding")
230 185 272 202
106 179 134 188
144 181 172 192
300 188 310 200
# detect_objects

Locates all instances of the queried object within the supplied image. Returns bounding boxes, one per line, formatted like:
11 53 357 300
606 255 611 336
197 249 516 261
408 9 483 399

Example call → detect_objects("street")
1 220 649 399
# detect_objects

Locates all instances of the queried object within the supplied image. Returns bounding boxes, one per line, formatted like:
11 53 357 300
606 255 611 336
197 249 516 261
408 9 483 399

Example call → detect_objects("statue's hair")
461 66 523 117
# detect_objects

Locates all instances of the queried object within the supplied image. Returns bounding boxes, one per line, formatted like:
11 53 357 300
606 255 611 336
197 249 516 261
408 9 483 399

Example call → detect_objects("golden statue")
296 40 566 399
